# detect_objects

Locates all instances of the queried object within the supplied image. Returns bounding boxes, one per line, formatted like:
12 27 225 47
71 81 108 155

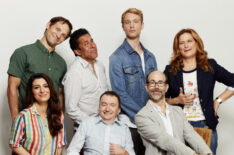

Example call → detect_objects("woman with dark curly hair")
164 28 234 154
9 73 66 155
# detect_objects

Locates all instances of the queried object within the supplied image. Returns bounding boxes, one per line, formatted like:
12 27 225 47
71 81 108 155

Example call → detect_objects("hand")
213 99 220 117
110 143 128 155
177 87 195 105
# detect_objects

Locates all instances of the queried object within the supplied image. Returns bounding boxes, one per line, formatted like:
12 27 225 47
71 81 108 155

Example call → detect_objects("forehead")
78 34 91 43
50 21 70 33
124 12 141 21
32 78 47 85
148 72 166 81
100 95 119 104
179 32 193 41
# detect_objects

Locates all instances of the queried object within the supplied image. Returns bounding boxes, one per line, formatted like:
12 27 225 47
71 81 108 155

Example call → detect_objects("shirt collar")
30 104 39 115
77 56 97 68
149 100 170 114
35 40 55 55
122 39 150 57
95 115 121 126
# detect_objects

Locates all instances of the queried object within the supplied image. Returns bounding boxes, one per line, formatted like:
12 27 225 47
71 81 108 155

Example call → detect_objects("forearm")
56 148 62 155
7 86 19 121
166 97 180 105
11 146 30 155
217 89 234 103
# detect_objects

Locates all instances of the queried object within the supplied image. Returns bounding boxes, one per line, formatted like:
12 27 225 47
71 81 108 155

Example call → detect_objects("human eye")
149 81 155 86
33 86 39 89
158 81 165 86
133 19 140 24
179 41 184 45
124 20 130 25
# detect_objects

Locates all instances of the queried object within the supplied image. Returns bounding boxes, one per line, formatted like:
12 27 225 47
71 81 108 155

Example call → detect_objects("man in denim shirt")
109 8 157 155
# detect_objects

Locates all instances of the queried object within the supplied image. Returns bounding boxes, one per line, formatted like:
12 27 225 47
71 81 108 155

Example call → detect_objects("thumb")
179 87 183 94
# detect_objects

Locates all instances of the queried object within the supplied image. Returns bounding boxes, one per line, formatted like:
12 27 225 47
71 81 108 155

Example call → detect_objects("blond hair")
121 8 143 25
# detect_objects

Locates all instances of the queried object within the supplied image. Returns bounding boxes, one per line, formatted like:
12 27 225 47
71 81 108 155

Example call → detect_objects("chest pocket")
123 66 139 83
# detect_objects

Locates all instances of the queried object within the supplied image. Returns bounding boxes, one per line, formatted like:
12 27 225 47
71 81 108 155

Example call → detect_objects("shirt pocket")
123 66 139 84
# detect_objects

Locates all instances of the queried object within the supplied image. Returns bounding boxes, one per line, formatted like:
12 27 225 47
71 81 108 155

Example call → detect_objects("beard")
148 88 165 102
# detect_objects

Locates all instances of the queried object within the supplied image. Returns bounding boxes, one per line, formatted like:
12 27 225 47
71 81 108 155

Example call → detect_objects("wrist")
215 97 222 104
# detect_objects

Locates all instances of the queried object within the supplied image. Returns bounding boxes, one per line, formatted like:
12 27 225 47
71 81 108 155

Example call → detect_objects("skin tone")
11 78 62 155
7 21 69 122
122 12 144 55
99 95 129 155
74 34 98 76
167 32 234 117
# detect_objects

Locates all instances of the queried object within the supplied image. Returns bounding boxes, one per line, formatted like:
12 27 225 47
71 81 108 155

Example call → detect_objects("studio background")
1 0 233 154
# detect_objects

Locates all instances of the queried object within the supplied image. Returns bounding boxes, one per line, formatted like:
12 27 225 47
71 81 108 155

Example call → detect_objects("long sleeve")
63 70 88 124
109 55 142 121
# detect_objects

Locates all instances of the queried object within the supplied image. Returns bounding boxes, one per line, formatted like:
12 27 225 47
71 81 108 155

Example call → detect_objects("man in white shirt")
67 91 135 155
135 70 213 155
62 28 108 130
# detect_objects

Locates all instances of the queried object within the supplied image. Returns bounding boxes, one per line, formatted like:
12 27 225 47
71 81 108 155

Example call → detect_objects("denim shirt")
109 39 157 122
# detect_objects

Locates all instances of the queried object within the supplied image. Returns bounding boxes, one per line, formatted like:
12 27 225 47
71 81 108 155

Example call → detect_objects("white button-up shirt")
62 57 109 126
150 100 174 136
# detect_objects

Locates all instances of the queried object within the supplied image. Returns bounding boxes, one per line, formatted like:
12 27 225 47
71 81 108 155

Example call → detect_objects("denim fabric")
189 120 217 155
109 39 157 122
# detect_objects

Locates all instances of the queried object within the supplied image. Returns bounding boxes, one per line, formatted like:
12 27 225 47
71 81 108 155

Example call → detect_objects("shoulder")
208 58 217 66
53 52 66 65
110 43 127 59
11 43 35 57
66 58 83 73
135 104 150 119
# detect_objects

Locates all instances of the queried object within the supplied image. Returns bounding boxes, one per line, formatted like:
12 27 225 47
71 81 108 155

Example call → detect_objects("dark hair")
49 16 73 39
146 70 168 84
23 73 63 137
99 91 121 108
69 28 90 56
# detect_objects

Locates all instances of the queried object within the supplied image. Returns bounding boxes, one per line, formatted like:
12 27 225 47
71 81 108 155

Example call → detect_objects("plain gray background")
1 0 233 154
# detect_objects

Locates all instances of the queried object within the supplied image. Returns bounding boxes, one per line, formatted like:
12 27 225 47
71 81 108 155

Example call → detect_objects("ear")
46 22 51 29
74 49 81 56
117 108 121 115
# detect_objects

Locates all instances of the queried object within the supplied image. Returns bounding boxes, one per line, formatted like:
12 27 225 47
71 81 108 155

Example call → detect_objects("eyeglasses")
147 81 166 87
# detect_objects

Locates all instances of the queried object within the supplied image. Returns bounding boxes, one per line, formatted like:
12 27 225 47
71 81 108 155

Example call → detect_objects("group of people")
7 8 234 155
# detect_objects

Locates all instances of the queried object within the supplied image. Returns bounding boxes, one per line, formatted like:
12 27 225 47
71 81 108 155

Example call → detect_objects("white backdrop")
1 0 234 154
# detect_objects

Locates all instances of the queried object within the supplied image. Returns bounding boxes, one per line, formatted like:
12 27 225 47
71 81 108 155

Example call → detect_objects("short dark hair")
49 16 73 39
99 91 121 108
69 28 90 56
146 70 168 84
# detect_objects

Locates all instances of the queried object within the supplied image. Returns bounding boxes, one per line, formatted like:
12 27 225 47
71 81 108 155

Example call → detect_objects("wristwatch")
215 97 222 104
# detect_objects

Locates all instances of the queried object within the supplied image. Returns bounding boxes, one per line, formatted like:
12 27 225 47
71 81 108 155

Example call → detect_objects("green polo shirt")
8 40 67 109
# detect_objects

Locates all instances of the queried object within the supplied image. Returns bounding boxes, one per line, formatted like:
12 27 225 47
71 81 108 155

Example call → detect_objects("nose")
130 22 134 28
40 87 45 93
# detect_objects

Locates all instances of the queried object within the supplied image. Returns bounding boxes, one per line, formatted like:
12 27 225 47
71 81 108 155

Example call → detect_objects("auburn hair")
169 28 213 75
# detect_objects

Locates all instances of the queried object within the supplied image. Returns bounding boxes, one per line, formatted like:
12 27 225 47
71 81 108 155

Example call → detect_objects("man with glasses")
109 8 157 155
135 70 213 155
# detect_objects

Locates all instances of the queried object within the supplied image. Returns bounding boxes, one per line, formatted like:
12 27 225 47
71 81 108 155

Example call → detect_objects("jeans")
189 120 217 155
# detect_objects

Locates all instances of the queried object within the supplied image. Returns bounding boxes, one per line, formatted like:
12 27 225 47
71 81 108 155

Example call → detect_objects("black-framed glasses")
147 81 166 87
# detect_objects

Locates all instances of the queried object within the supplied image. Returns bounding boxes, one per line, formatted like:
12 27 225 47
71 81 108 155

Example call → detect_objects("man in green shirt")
7 16 73 122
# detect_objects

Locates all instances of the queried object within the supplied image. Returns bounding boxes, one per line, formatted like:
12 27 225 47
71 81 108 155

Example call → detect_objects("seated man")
67 91 135 155
135 71 213 155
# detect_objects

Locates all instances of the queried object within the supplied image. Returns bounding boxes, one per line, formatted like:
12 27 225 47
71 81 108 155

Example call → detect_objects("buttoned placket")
103 124 110 155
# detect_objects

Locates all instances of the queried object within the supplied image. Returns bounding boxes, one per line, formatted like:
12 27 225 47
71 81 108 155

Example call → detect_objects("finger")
179 87 183 94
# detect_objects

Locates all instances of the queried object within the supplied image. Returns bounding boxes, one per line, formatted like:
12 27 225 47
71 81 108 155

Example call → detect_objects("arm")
67 121 86 155
58 88 65 112
57 114 66 152
135 111 195 155
7 75 21 123
214 89 234 116
109 55 142 121
63 71 88 124
10 146 30 155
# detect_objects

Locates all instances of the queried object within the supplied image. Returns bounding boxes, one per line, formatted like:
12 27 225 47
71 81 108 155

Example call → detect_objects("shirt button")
200 99 203 102
203 108 206 112
48 68 51 71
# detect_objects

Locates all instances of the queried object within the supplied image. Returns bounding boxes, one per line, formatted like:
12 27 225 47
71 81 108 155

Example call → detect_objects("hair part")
99 91 121 108
121 8 143 25
23 73 63 137
69 28 90 56
169 28 213 75
48 16 73 39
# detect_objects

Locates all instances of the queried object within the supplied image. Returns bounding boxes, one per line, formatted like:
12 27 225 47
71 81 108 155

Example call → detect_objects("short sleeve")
57 114 67 148
7 48 27 79
9 113 26 148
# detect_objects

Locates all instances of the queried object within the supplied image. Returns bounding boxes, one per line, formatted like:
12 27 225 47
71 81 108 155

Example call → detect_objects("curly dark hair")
22 73 63 137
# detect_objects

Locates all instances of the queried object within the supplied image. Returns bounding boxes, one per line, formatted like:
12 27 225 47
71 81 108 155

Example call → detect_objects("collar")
149 100 170 113
35 40 55 55
122 39 150 57
30 104 39 115
95 116 121 126
76 56 97 68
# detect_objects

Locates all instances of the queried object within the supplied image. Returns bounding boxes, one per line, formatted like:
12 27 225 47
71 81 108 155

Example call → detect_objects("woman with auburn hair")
9 73 66 155
164 28 234 154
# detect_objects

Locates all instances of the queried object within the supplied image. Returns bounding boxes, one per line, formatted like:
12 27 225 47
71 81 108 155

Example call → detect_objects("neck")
34 102 48 117
151 98 167 115
183 57 197 71
40 37 54 52
126 37 143 55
